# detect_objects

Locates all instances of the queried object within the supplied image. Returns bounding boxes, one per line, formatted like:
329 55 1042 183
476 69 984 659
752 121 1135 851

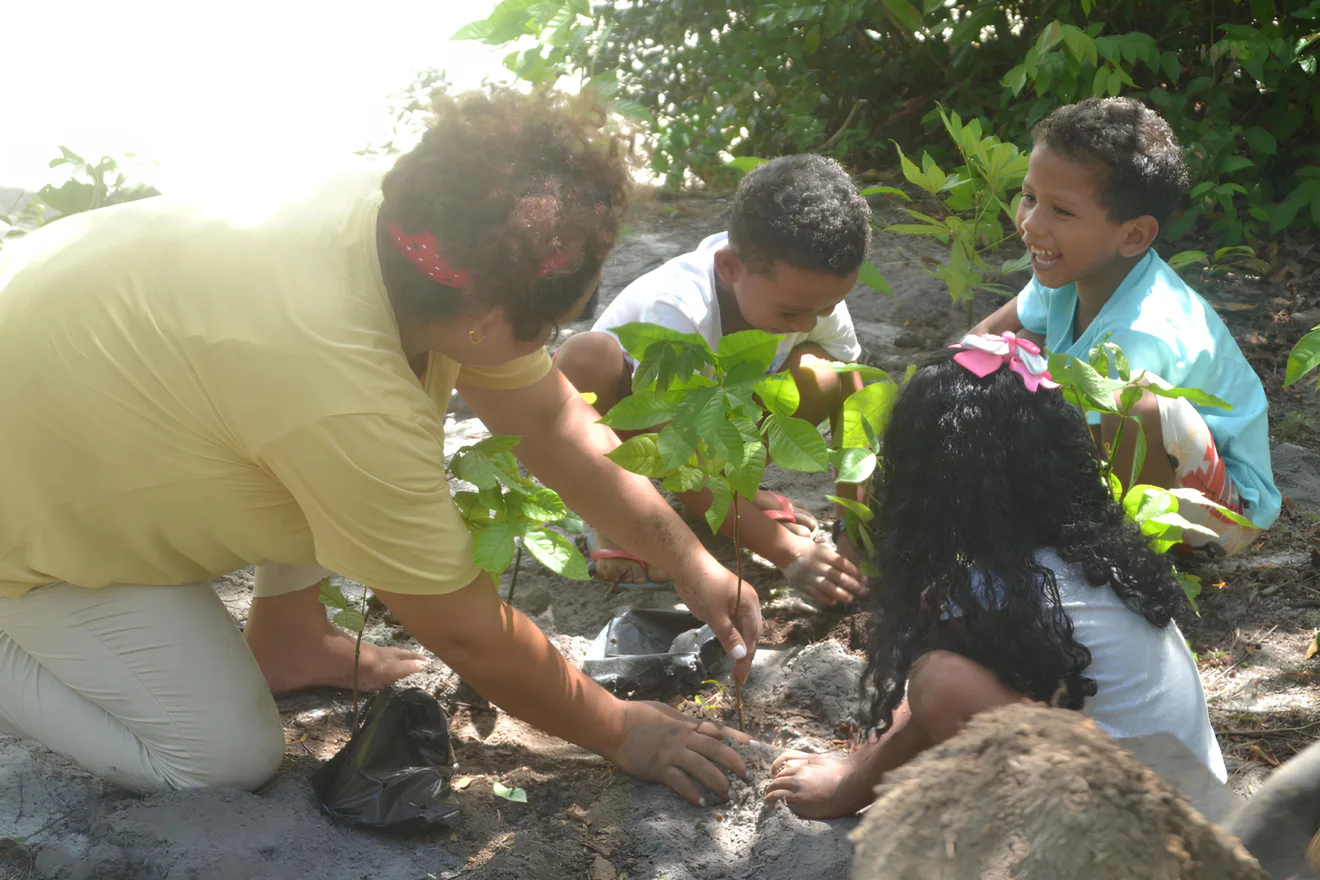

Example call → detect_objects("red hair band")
386 221 580 288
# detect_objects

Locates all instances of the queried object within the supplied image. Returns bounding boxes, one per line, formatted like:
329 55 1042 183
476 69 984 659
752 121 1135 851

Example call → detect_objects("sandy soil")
2 192 1319 880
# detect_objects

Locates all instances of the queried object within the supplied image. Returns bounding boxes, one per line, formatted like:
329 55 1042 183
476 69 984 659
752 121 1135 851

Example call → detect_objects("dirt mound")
850 704 1267 880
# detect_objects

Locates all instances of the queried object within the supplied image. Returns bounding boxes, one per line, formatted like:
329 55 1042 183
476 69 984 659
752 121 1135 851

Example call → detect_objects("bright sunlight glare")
0 0 513 195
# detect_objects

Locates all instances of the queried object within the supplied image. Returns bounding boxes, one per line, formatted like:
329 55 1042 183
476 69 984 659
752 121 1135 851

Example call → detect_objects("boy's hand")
782 537 865 606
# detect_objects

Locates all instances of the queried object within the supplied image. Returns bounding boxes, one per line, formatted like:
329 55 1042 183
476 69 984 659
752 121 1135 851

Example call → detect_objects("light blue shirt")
1017 250 1279 528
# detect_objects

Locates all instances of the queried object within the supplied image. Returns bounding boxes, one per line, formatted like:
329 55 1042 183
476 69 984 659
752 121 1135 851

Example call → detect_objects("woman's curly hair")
379 87 630 339
862 353 1183 734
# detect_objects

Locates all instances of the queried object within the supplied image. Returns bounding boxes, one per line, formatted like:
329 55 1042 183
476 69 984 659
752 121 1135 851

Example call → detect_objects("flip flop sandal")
585 531 674 591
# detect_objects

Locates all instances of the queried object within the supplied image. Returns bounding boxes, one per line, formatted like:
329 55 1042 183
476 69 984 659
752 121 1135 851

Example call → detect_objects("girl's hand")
605 701 751 804
764 751 863 819
672 565 762 683
782 537 865 606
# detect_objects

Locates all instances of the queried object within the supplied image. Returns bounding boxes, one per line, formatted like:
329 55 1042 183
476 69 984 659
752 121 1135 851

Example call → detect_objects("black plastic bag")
582 608 725 700
311 686 460 834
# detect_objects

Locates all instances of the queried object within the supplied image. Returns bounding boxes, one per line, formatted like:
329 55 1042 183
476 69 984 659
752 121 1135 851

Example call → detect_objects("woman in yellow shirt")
0 89 843 804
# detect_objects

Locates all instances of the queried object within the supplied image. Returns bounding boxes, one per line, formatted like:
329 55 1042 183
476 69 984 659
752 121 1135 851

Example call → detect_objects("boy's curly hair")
862 353 1184 735
1032 97 1190 229
728 155 872 277
380 87 630 339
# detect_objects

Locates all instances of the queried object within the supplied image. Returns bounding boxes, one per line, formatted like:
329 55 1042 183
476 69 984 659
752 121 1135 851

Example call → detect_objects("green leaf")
658 423 699 470
726 438 767 499
754 373 801 419
711 418 747 469
766 414 829 473
1244 127 1277 156
1217 155 1254 175
1285 326 1320 386
1174 571 1201 614
661 465 705 493
804 23 821 55
1002 252 1033 273
611 100 654 124
599 391 673 430
452 19 494 40
840 381 899 448
318 578 348 610
1165 488 1258 528
717 329 782 372
493 781 528 803
858 185 911 201
820 362 892 382
705 478 732 534
1141 383 1231 410
726 156 769 173
827 494 875 523
605 434 667 477
1167 250 1209 272
1048 354 1122 412
473 522 519 573
521 527 590 580
451 448 501 489
332 608 366 633
831 448 878 484
882 0 923 31
613 322 710 363
512 487 567 523
1129 420 1147 496
1123 484 1177 524
858 261 893 297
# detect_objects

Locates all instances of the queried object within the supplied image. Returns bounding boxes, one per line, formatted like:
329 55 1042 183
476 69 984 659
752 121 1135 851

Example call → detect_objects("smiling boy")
555 155 871 604
975 97 1279 555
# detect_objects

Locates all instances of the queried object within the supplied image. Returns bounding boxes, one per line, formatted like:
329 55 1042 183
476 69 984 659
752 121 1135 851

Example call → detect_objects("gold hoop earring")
469 329 484 346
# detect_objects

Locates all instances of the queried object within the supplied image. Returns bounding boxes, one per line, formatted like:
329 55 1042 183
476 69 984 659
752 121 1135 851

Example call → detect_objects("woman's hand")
764 751 866 819
671 564 762 683
605 701 751 805
782 535 865 607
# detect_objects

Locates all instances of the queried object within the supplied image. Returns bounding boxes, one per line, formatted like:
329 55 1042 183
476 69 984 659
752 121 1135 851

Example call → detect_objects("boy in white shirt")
556 155 871 605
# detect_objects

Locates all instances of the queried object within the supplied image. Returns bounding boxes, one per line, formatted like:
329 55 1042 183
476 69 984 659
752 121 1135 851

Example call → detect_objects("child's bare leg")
553 331 670 584
765 650 1027 818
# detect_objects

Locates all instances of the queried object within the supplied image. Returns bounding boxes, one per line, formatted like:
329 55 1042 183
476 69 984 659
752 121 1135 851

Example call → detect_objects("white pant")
0 578 291 794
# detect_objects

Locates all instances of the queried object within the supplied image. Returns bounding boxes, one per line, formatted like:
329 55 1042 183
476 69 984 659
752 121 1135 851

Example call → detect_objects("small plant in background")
37 147 159 217
1048 340 1258 611
878 108 1031 326
599 322 896 728
1285 324 1320 391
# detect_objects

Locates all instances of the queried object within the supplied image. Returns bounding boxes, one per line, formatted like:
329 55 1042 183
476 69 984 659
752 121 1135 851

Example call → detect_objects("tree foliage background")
457 0 1320 247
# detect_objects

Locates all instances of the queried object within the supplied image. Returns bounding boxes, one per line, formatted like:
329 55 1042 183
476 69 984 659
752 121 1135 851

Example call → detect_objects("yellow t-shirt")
0 168 550 598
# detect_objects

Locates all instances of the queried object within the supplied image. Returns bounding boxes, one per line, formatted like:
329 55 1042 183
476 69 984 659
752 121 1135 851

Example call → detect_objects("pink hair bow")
950 331 1059 392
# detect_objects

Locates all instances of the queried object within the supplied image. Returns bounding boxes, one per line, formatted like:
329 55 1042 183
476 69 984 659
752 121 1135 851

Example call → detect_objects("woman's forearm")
378 578 626 758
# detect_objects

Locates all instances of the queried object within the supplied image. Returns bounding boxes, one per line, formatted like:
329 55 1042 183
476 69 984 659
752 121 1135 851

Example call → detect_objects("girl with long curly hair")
0 88 757 804
764 333 1224 818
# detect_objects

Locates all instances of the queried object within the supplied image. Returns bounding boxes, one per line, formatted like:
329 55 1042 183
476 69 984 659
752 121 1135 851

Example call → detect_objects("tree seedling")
599 322 897 728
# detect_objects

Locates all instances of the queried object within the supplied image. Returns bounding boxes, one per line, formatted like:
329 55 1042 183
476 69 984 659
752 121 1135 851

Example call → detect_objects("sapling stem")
731 490 746 733
352 587 370 727
506 541 524 607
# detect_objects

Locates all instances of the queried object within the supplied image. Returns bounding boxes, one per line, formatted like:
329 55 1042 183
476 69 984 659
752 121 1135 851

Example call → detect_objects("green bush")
457 0 1320 246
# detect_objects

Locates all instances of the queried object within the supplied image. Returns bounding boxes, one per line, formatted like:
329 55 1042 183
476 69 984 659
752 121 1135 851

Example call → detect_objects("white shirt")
955 548 1227 781
592 232 862 371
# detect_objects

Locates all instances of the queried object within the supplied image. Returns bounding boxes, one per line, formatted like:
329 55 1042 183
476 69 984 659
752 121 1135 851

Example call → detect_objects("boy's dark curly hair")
379 87 630 340
1032 97 1190 230
862 353 1183 734
728 155 872 277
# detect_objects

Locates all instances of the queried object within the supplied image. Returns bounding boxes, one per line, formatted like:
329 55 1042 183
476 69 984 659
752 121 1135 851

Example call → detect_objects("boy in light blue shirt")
976 97 1278 555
